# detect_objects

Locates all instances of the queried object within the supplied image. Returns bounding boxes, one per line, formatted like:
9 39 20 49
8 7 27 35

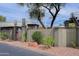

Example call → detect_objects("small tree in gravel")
42 36 55 48
32 31 43 44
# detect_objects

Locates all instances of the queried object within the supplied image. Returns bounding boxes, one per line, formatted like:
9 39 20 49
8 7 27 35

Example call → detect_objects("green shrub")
0 32 9 40
42 36 55 48
22 32 27 42
71 39 76 48
32 31 43 44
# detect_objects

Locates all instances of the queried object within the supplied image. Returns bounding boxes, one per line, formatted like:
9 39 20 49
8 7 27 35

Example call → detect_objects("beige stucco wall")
66 28 76 47
77 28 79 46
57 28 67 47
27 29 53 41
26 27 78 47
27 28 67 47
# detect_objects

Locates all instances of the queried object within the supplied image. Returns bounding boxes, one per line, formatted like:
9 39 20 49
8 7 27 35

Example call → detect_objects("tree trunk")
50 10 60 28
38 17 46 29
50 17 56 28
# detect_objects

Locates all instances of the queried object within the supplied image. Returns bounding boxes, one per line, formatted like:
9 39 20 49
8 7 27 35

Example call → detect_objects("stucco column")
13 20 17 40
22 18 27 42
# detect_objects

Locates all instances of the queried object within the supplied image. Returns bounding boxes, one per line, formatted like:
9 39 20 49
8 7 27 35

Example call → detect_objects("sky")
0 3 79 27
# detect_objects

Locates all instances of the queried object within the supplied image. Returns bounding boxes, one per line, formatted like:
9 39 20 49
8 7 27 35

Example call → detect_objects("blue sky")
0 3 79 27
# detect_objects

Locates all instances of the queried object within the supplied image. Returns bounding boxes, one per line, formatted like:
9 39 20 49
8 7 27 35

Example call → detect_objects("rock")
27 42 38 48
39 45 51 49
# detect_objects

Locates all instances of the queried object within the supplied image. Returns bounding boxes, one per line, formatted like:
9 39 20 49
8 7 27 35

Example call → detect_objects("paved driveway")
0 43 50 56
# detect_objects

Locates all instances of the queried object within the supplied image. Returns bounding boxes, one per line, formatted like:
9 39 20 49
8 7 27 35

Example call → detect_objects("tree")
64 13 79 27
0 16 6 22
42 3 65 28
70 13 79 26
29 5 45 28
19 3 46 29
19 3 65 28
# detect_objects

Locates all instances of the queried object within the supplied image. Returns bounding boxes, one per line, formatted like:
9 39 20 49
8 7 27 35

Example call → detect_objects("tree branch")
42 5 54 17
57 4 61 11
50 9 60 28
52 4 58 11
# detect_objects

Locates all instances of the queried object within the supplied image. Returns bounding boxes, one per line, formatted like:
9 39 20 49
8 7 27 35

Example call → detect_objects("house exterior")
0 22 39 40
0 22 39 29
64 16 79 27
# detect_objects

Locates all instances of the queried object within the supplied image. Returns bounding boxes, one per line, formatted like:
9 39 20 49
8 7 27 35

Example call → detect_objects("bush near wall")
22 32 27 42
0 32 9 40
71 39 77 48
42 36 55 48
32 31 43 44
